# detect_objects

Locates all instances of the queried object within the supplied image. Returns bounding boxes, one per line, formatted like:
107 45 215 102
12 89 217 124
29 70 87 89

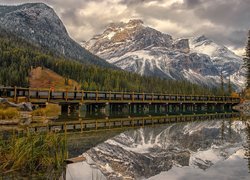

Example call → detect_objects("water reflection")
67 116 250 179
66 156 106 180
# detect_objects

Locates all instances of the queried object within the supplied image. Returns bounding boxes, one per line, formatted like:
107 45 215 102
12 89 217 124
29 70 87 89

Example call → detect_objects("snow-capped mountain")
82 119 248 179
82 19 245 88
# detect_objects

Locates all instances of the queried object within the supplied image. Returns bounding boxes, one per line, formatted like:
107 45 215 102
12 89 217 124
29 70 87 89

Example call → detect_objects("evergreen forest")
0 28 222 95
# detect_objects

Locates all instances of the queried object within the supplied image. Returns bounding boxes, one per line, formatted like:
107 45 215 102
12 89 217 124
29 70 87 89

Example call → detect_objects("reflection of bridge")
22 112 239 133
0 87 240 115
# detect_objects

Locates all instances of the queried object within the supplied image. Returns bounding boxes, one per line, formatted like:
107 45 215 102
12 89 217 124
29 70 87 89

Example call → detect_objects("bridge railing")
0 87 241 103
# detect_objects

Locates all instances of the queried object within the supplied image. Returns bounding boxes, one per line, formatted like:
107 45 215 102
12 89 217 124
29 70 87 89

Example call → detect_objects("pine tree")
244 30 250 89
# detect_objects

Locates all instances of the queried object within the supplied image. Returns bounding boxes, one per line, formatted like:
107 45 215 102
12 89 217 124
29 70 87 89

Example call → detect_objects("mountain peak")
193 35 210 43
127 19 144 26
0 2 67 35
83 19 173 59
0 3 113 68
107 19 144 30
83 21 244 89
20 2 50 8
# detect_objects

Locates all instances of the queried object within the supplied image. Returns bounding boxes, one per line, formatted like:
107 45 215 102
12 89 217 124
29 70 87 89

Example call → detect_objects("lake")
64 113 250 180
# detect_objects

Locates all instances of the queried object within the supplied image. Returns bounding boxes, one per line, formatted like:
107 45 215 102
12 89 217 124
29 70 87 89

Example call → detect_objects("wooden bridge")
0 87 241 115
7 112 241 134
0 87 240 104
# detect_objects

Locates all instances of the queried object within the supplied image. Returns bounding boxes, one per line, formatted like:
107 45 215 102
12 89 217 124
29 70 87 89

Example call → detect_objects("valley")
0 1 249 180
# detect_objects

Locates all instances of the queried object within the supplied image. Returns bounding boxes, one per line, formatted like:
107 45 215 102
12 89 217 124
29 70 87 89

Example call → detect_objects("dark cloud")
193 0 250 28
228 30 248 47
184 0 203 8
0 0 248 54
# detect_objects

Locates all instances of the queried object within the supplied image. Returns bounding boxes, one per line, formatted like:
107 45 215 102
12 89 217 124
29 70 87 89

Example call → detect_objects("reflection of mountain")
83 120 248 179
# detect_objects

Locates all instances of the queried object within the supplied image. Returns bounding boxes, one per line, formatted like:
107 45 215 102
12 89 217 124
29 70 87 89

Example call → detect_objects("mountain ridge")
82 19 245 89
0 3 115 68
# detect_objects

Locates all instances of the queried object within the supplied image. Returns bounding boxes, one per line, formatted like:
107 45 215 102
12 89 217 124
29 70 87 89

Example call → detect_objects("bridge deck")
0 87 240 104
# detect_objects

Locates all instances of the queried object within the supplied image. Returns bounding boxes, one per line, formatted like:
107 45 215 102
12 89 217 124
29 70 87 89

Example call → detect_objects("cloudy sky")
1 0 249 55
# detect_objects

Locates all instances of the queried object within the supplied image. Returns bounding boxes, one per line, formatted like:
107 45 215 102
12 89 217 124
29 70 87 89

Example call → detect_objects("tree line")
0 28 223 95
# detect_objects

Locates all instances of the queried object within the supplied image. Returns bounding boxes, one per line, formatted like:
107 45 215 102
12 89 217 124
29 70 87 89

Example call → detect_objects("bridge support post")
104 103 110 116
172 104 177 113
168 104 173 113
156 104 160 114
79 104 87 117
226 104 231 111
211 104 215 112
165 104 169 113
60 103 80 116
177 104 181 113
215 103 222 112
159 104 165 114
141 104 149 114
61 104 69 114
190 104 193 113
204 103 208 112
194 104 198 112
179 103 183 113
190 104 193 112
136 104 141 114
130 104 135 114
221 104 225 112
69 104 79 114
181 104 185 113
149 104 156 114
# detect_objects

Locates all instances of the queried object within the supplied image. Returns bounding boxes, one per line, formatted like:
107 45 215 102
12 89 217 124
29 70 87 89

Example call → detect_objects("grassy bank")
0 132 67 177
0 106 19 120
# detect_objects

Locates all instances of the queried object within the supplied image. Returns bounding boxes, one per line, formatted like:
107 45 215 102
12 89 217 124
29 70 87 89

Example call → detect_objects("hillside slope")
29 67 80 90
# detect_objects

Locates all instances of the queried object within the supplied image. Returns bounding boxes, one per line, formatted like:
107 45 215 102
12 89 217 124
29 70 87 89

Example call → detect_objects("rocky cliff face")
0 3 113 68
82 20 245 88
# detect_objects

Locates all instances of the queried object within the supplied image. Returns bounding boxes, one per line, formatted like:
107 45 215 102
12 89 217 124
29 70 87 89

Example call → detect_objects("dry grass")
0 107 20 120
0 132 67 174
31 108 46 116
29 67 80 90
31 104 60 117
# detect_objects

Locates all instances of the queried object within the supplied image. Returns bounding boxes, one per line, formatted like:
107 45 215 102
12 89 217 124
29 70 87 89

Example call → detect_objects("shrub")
0 107 20 120
31 104 60 117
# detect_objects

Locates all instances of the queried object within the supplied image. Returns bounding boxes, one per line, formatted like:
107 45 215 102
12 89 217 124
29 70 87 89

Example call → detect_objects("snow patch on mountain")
82 119 247 179
148 149 248 180
82 20 246 89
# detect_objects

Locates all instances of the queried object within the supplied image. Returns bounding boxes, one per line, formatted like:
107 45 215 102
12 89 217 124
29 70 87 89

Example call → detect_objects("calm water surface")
66 115 250 180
